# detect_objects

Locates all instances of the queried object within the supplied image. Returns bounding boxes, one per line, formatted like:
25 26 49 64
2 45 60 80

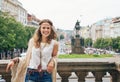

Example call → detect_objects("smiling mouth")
43 32 49 34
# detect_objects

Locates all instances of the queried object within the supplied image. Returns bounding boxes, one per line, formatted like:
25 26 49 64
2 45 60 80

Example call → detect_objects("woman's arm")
6 57 19 72
52 40 59 57
47 41 59 73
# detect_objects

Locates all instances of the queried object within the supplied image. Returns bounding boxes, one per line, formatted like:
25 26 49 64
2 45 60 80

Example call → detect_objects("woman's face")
40 22 52 38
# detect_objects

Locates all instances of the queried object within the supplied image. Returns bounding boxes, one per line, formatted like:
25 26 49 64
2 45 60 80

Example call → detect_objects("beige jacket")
11 38 57 82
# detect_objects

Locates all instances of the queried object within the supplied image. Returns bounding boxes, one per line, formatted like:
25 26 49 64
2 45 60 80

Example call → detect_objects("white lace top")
28 40 55 70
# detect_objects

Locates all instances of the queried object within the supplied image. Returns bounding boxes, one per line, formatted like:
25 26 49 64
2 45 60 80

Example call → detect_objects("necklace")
37 43 47 72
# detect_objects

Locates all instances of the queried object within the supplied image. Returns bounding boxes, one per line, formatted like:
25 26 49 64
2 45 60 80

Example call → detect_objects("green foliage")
84 38 92 47
93 37 120 51
112 37 120 50
60 34 64 40
58 54 113 58
0 11 36 52
0 12 15 50
93 38 111 49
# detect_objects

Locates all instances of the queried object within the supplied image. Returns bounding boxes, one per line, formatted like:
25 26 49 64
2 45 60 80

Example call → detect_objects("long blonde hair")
33 19 57 47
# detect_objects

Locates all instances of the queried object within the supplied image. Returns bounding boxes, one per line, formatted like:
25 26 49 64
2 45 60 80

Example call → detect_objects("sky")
19 0 120 30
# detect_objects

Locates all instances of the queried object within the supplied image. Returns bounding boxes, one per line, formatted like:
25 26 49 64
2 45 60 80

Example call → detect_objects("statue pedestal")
71 38 84 54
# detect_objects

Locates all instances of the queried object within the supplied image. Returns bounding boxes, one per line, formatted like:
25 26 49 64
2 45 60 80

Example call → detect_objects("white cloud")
19 0 120 30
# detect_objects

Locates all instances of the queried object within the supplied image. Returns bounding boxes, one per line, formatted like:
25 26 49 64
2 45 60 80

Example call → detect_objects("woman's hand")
6 61 15 72
47 61 54 73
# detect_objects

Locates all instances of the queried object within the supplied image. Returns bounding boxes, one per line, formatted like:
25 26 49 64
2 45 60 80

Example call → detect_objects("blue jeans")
25 68 52 82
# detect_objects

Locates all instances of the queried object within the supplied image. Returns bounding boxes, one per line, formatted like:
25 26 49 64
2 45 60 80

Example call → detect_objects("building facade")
0 0 2 10
80 17 120 43
80 26 91 39
85 17 120 42
1 0 27 25
110 17 120 38
17 1 27 25
27 13 40 28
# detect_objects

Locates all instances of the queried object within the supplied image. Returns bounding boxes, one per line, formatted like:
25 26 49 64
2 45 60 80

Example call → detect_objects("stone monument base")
71 38 85 54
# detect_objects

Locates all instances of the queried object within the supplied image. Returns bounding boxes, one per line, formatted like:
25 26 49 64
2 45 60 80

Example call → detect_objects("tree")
84 38 92 47
0 12 16 51
0 12 17 58
112 37 120 51
0 11 36 58
93 38 102 48
60 34 64 40
24 26 36 42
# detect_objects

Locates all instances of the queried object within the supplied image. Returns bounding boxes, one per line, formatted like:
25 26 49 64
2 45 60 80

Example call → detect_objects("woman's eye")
47 27 50 29
42 27 45 29
42 27 50 30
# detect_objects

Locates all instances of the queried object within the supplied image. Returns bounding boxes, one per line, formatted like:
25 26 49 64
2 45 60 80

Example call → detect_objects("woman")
6 19 59 82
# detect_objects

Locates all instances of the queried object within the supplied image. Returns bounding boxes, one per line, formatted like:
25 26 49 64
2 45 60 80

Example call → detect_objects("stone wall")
0 57 120 82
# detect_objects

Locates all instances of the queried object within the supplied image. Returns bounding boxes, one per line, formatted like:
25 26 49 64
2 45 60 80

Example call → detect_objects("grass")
58 54 113 58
